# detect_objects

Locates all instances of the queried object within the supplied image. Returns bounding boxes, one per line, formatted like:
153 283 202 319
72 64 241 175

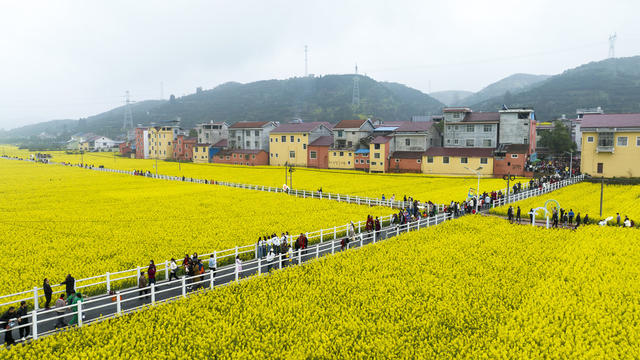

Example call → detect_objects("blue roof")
355 149 370 154
374 126 398 131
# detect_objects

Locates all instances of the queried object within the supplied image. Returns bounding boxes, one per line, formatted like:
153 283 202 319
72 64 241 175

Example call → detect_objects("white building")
93 136 118 151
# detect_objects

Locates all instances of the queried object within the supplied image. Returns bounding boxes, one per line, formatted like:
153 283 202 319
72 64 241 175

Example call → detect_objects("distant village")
65 105 640 178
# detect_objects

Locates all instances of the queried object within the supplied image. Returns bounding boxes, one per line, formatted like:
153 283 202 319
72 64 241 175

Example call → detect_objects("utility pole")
155 157 158 176
288 163 295 189
80 150 84 165
600 176 604 217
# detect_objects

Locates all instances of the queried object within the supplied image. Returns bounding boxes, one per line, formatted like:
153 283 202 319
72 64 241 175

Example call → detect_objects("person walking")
43 278 53 309
148 260 156 286
568 209 574 226
575 213 581 229
266 249 275 272
617 213 621 226
208 254 216 273
138 271 148 300
1 307 17 346
507 206 514 222
235 256 243 278
169 258 179 281
583 214 589 225
516 206 522 223
54 294 67 329
67 293 83 326
16 301 30 340
60 274 75 297
528 208 534 224
552 209 559 228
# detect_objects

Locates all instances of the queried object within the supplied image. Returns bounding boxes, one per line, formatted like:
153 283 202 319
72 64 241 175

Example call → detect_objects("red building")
493 144 533 177
354 149 370 171
119 141 133 156
135 127 147 159
307 136 332 168
173 135 196 161
211 149 269 166
389 151 423 173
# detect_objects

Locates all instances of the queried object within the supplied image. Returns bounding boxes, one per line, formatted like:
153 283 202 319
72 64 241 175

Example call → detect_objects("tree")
539 121 577 155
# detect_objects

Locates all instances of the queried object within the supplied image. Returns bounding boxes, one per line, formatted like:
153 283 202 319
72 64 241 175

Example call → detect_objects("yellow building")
328 150 355 169
79 141 90 151
580 114 640 177
148 125 179 160
422 147 494 176
369 136 393 173
269 122 332 167
192 144 210 163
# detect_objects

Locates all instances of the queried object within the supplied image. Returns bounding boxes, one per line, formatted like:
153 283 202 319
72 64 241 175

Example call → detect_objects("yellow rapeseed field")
3 146 523 203
490 182 640 225
6 216 640 358
0 160 391 295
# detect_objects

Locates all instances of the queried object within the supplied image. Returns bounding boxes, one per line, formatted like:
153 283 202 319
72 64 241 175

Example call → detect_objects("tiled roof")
372 136 392 144
395 121 434 132
212 139 228 147
271 122 331 133
501 144 530 154
462 112 500 122
581 113 640 128
309 135 334 146
333 119 368 129
425 147 494 157
391 151 424 159
443 107 471 113
229 121 271 129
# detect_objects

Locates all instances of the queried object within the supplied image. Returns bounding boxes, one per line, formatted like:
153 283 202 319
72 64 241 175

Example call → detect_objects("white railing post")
360 234 363 247
373 230 376 243
77 301 83 327
116 291 121 315
316 243 320 258
106 272 111 294
258 257 262 275
33 286 39 310
397 226 400 236
210 270 215 289
136 266 141 283
164 260 169 281
235 246 239 259
334 226 337 239
151 283 155 305
320 229 323 242
279 254 283 269
235 263 239 282
331 239 335 254
298 248 302 264
32 310 38 340
181 277 186 298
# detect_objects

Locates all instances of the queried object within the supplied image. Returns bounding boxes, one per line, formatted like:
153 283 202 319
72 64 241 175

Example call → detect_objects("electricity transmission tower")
122 90 134 131
608 33 617 58
352 64 360 108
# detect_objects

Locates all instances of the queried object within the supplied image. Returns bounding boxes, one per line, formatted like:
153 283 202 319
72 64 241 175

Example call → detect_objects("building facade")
211 149 269 166
493 144 531 177
332 119 375 149
369 136 393 173
195 122 228 145
307 136 332 169
135 127 149 159
422 147 494 176
442 108 500 148
580 114 640 178
228 121 278 151
148 125 179 160
173 134 196 161
498 108 537 153
269 122 332 167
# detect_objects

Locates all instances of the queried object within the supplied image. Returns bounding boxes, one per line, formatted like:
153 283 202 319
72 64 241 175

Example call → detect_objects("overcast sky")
1 0 638 130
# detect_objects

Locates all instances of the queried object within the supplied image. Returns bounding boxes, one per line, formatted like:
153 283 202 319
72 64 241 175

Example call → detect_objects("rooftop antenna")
122 90 134 131
352 64 360 108
608 33 617 58
304 45 308 77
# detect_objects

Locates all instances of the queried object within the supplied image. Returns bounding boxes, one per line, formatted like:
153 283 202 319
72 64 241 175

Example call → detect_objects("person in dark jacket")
1 307 16 346
148 260 156 285
16 301 29 340
61 274 75 297
43 278 53 309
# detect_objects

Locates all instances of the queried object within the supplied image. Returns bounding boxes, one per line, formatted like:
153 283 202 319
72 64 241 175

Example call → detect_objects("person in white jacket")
168 258 179 281
266 250 275 272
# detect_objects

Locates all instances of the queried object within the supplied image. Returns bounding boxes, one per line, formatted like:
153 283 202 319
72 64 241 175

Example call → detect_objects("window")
483 125 492 132
465 139 474 147
395 159 400 163
453 113 460 118
482 139 492 147
371 162 377 165
270 138 273 142
405 139 410 146
233 154 236 158
518 112 529 119
511 154 519 158
245 154 250 160
246 141 250 147
417 159 421 163
337 130 344 137
597 162 603 174
347 141 353 147
637 136 640 146
297 138 300 143
454 125 459 130
290 136 294 142
245 130 250 136
270 153 273 157
275 153 278 158
348 153 352 156
447 125 452 131
289 151 295 158
374 144 380 150
281 136 286 142
427 156 433 163
255 141 259 147
598 132 614 147
617 136 628 146
303 144 307 149
252 155 256 159
466 125 474 132
374 153 381 159
226 156 230 160
430 138 433 145
340 151 344 156
587 136 594 143
366 160 370 164
310 152 317 159
347 161 351 165
443 156 449 164
454 139 459 145
446 139 451 144
480 157 488 164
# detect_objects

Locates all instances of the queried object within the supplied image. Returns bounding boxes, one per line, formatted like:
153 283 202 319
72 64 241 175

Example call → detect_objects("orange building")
211 149 269 166
307 136 332 169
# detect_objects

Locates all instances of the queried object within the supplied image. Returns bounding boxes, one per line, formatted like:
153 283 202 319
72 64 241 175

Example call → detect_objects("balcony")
596 145 614 153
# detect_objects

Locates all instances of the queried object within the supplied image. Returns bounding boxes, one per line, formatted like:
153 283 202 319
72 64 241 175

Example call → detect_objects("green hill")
4 75 444 139
429 90 474 106
459 73 550 106
471 57 640 120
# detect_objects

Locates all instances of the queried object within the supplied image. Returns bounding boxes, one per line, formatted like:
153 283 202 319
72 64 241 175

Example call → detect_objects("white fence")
0 212 453 343
491 174 585 208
